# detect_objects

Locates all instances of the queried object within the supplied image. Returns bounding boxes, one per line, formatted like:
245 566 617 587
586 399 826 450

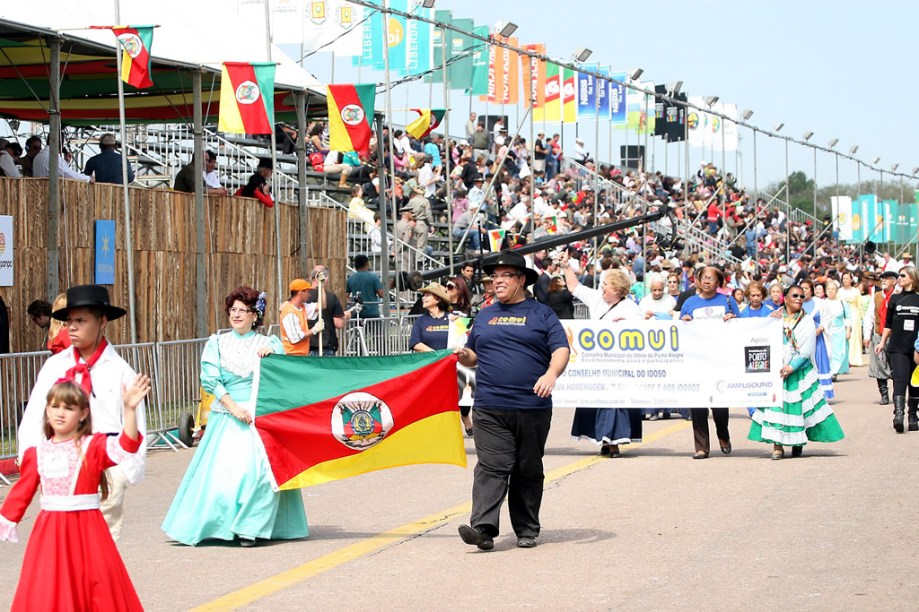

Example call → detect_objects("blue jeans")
309 349 337 356
454 228 480 250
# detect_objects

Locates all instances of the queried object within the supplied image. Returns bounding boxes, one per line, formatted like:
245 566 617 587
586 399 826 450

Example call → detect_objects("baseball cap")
289 279 311 291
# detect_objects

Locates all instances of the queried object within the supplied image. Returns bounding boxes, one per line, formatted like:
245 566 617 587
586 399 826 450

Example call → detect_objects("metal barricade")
153 338 209 450
340 315 421 356
114 342 172 451
0 351 50 482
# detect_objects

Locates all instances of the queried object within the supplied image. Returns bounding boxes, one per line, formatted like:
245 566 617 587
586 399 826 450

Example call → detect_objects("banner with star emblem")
252 350 464 490
94 220 116 285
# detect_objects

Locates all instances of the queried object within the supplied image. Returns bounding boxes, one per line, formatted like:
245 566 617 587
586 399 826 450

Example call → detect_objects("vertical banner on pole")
831 196 853 242
386 0 409 77
357 0 384 68
94 219 116 285
521 44 546 109
608 71 627 125
883 200 897 244
533 62 561 123
427 9 451 83
406 0 431 75
561 66 577 123
0 215 12 286
468 25 490 95
576 65 596 119
596 66 610 118
851 196 865 243
449 17 475 89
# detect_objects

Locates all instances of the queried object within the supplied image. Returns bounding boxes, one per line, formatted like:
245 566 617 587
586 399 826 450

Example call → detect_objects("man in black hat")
236 157 275 207
17 285 148 540
456 250 570 551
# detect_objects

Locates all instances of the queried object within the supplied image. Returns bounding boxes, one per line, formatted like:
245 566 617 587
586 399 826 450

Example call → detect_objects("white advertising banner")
831 196 853 241
0 215 13 286
554 318 783 408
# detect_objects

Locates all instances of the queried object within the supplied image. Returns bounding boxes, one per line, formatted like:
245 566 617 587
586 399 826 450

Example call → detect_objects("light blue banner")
95 220 115 285
596 66 610 118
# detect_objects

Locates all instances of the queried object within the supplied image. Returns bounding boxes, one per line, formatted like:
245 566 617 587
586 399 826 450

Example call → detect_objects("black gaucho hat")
483 250 540 286
51 285 127 321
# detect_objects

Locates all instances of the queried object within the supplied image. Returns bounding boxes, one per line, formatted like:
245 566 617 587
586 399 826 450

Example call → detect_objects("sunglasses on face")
787 293 804 299
445 282 457 290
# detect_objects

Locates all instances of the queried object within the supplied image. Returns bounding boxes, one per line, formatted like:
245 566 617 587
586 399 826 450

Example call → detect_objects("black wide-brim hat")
483 250 540 286
51 284 127 321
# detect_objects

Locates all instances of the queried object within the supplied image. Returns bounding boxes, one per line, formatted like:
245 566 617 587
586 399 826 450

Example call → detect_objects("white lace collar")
217 331 273 378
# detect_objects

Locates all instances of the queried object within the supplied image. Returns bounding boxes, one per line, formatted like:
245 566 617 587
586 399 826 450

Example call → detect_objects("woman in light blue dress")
801 279 834 399
162 287 308 546
823 279 850 378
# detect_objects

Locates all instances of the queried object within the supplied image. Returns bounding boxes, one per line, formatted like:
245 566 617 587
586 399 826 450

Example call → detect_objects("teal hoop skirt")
748 361 845 447
161 410 308 545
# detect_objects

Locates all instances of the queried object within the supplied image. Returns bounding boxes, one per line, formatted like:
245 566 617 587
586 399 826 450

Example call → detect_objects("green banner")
468 25 490 96
425 10 452 84
448 18 476 90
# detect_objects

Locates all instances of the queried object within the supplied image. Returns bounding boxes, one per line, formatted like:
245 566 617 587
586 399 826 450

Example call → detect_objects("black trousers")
691 408 730 453
470 408 552 539
888 352 919 398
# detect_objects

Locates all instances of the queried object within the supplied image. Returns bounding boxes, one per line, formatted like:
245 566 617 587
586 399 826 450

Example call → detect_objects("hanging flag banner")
596 66 610 118
653 84 668 139
831 196 853 242
553 318 783 408
850 195 868 243
91 25 155 89
427 10 452 84
405 108 445 140
218 62 276 134
252 351 464 490
533 62 561 123
327 83 376 153
94 220 116 285
576 65 597 120
665 92 687 142
884 200 898 244
608 71 627 125
520 43 546 109
720 103 738 152
468 25 490 95
864 194 884 243
637 81 656 135
561 66 578 123
357 0 384 68
406 0 432 74
687 95 710 148
448 17 476 89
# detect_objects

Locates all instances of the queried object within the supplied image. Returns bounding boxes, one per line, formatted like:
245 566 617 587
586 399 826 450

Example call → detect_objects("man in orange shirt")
280 278 323 355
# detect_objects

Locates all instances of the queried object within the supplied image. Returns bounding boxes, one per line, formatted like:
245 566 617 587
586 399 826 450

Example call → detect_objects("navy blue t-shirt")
409 312 450 350
466 299 569 410
680 293 740 320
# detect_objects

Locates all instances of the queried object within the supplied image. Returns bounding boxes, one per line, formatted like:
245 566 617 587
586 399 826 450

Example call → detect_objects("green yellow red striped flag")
218 62 276 134
327 84 376 153
405 108 446 140
252 350 464 490
92 25 155 89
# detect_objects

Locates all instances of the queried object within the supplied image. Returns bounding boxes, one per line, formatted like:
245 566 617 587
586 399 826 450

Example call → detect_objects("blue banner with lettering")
608 71 627 124
576 65 597 119
95 220 115 285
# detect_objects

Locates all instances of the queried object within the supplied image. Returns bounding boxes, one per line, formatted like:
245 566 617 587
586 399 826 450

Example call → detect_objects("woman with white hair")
823 279 850 380
561 256 642 457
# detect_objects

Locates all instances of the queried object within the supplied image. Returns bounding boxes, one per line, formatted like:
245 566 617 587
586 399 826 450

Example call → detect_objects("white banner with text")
554 317 783 408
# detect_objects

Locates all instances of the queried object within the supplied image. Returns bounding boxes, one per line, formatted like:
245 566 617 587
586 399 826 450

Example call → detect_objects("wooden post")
47 36 61 301
193 70 207 338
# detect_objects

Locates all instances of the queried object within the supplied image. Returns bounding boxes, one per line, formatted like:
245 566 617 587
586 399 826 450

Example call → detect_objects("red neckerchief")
879 288 894 333
65 338 108 397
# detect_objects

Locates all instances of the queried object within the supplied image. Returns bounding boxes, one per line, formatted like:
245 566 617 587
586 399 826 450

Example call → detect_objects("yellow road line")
192 418 689 611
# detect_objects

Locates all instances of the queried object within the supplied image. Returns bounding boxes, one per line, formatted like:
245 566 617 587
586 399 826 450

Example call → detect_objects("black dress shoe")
517 536 537 548
720 440 732 455
458 524 494 551
791 446 803 458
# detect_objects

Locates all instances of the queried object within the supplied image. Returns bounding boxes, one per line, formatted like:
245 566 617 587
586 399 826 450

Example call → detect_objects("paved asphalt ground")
2 365 917 611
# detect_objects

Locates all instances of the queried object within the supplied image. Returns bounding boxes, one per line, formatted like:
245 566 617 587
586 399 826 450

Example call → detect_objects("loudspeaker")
619 145 646 170
865 240 877 254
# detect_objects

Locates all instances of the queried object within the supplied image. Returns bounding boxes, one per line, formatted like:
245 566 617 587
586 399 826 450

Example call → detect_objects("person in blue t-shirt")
680 266 740 460
456 251 569 552
345 255 384 318
739 281 775 319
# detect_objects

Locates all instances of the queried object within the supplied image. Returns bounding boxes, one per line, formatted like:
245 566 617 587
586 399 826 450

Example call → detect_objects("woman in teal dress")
162 287 308 546
749 284 844 459
823 279 850 377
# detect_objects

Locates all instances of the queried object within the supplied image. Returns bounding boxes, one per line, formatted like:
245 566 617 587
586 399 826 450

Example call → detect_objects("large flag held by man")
327 83 376 153
92 25 155 89
218 62 276 134
252 350 465 490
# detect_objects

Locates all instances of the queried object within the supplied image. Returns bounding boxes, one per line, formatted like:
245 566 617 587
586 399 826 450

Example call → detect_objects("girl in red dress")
0 375 150 612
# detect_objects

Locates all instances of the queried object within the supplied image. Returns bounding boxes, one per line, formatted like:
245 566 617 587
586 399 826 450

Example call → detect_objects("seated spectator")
0 139 21 178
234 157 274 208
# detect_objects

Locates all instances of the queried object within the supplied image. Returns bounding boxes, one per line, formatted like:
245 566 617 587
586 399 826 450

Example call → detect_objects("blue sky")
296 0 917 194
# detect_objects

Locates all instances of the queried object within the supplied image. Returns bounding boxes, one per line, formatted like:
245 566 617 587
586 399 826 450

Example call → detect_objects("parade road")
1 365 915 610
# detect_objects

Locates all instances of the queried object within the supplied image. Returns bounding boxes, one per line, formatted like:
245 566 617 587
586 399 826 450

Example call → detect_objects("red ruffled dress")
0 432 144 611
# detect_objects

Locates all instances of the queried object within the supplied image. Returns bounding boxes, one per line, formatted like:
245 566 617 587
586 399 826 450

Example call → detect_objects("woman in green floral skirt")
749 284 845 459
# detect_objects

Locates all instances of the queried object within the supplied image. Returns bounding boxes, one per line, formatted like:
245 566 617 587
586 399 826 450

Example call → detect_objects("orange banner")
521 43 546 108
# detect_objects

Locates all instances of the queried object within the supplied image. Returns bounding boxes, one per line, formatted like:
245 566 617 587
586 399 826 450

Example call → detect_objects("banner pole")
263 1 283 315
442 23 454 275
382 0 401 319
113 1 138 343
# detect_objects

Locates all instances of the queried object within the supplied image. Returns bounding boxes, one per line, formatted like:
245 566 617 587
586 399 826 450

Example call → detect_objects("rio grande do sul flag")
218 62 276 134
327 83 375 153
92 25 155 89
252 350 464 490
405 108 445 140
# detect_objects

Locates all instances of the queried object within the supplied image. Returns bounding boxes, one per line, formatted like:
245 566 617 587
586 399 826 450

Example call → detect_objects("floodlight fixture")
573 47 593 63
420 0 435 8
803 131 814 141
740 109 754 121
872 157 881 164
828 138 839 148
849 145 859 155
773 122 784 132
667 80 682 95
495 20 517 37
628 67 644 80
891 163 899 172
703 95 719 107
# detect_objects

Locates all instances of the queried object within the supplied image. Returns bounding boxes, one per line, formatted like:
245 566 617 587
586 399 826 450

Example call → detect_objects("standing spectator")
533 132 547 174
83 133 134 184
306 265 352 356
456 251 569 551
877 266 919 432
27 299 52 351
465 112 478 140
394 205 416 277
346 254 385 319
471 123 489 162
408 186 434 255
279 279 322 355
18 135 41 177
32 137 91 182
